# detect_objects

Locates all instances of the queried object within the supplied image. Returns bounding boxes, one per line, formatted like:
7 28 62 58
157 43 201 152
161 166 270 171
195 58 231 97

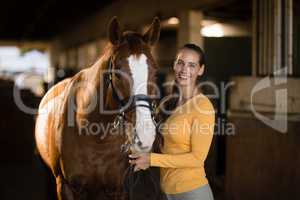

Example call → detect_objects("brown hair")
179 43 205 66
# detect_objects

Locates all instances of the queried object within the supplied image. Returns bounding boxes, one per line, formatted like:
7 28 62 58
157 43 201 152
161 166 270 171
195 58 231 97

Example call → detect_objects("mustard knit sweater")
150 94 215 194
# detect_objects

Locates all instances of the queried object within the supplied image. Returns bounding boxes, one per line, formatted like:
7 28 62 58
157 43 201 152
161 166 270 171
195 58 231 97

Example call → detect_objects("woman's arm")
150 106 215 168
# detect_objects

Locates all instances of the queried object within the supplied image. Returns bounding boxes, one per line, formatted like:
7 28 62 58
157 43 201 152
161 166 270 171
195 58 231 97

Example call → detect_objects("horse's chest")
61 133 127 184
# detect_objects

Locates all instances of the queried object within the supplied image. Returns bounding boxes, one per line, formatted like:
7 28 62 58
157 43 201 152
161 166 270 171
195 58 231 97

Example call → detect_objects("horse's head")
106 17 160 153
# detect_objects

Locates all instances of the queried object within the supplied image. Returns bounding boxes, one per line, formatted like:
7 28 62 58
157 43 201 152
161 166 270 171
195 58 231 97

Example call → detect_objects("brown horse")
35 17 163 200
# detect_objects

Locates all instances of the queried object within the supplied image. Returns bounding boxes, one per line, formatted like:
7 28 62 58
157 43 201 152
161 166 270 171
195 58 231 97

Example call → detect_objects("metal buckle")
120 141 131 153
113 112 124 129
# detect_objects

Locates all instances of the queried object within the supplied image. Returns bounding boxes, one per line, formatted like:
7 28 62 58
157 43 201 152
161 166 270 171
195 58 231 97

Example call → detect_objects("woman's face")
173 48 204 87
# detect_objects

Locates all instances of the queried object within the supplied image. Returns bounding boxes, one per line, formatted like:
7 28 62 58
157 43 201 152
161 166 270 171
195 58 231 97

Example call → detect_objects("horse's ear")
143 17 161 46
108 16 122 45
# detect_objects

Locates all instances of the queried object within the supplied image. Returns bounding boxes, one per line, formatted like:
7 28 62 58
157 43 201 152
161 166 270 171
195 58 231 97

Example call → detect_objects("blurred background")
0 0 299 199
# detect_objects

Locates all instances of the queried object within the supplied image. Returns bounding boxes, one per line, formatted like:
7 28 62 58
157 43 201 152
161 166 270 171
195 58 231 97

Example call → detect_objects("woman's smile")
178 72 191 80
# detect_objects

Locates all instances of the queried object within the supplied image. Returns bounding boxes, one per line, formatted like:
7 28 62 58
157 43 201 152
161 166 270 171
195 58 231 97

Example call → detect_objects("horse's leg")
56 176 75 200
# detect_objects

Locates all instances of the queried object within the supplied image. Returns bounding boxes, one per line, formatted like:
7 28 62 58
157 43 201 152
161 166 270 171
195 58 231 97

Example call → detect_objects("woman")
129 43 215 200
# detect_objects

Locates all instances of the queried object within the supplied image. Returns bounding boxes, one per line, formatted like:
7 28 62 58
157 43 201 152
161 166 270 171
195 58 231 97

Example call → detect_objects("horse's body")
35 17 162 200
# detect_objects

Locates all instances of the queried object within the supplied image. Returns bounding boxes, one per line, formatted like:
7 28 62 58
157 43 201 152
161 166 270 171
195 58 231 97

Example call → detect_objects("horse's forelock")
121 31 145 55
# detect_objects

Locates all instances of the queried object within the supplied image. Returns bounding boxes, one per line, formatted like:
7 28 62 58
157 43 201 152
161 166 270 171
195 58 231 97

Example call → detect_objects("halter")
106 57 158 153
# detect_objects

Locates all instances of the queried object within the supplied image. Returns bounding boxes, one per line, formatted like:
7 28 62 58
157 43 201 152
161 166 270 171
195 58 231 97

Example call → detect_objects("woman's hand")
128 153 150 172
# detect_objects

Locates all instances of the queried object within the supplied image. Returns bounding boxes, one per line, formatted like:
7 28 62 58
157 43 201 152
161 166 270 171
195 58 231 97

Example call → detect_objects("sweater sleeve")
150 102 215 168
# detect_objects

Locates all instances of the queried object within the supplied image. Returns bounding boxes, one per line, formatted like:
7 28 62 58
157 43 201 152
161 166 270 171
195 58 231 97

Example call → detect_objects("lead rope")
123 165 161 200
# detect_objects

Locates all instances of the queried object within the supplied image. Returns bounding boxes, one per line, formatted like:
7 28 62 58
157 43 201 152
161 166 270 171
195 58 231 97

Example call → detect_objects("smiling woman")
129 43 215 200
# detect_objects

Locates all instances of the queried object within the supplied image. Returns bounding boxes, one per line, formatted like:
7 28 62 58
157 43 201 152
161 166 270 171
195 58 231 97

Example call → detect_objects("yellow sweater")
150 94 215 194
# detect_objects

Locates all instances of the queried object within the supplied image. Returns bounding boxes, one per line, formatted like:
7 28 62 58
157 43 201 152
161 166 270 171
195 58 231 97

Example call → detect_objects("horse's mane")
93 42 114 71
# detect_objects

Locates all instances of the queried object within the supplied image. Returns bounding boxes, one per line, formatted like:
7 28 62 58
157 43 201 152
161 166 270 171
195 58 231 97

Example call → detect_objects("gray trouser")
165 184 214 200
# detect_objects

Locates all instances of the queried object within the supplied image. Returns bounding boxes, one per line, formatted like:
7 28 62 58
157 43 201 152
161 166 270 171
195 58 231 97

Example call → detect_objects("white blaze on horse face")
128 54 156 153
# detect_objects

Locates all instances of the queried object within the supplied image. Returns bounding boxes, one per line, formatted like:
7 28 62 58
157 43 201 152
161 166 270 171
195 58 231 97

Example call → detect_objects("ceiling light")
201 24 224 37
168 17 179 25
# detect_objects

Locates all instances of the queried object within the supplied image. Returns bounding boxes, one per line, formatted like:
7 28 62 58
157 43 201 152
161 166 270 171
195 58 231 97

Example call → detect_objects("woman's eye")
176 60 184 66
